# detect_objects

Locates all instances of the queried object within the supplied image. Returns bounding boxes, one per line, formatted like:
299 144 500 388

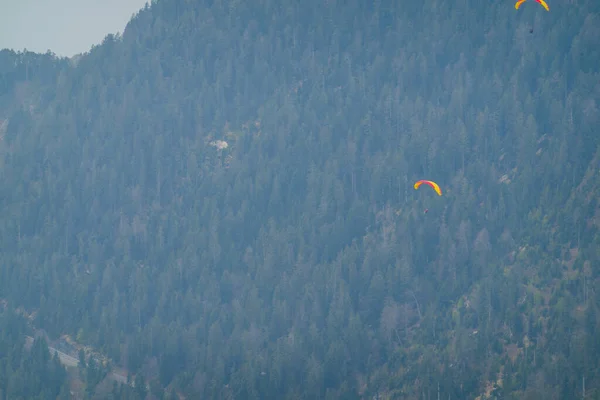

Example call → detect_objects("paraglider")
414 180 442 196
414 180 442 214
515 0 549 12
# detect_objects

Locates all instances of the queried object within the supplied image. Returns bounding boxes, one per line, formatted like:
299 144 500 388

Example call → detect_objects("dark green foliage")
0 310 69 399
0 0 599 398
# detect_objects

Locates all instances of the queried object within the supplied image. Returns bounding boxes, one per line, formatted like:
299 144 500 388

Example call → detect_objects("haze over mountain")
0 0 599 398
0 0 148 57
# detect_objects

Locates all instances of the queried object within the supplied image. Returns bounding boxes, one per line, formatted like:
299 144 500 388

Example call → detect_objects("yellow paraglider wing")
414 180 442 196
535 0 549 11
515 0 549 11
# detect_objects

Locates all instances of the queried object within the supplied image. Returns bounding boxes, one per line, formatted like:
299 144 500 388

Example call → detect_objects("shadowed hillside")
0 0 599 398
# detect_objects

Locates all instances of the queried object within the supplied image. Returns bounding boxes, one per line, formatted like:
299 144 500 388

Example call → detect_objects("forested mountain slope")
0 309 70 399
0 0 599 398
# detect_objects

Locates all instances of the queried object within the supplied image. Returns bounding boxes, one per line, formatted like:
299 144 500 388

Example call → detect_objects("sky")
0 0 149 57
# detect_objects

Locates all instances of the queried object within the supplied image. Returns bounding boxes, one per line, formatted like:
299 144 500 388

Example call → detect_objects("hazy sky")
0 0 149 57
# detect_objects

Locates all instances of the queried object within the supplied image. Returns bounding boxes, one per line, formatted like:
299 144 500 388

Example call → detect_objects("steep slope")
0 0 599 398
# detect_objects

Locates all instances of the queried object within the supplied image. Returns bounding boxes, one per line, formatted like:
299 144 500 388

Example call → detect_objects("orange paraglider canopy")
414 180 442 196
515 0 549 11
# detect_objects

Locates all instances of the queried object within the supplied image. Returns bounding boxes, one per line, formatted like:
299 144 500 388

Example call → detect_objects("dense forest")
0 309 70 399
0 0 599 398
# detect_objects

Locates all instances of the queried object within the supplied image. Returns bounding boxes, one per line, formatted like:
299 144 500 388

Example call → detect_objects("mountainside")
0 0 599 398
